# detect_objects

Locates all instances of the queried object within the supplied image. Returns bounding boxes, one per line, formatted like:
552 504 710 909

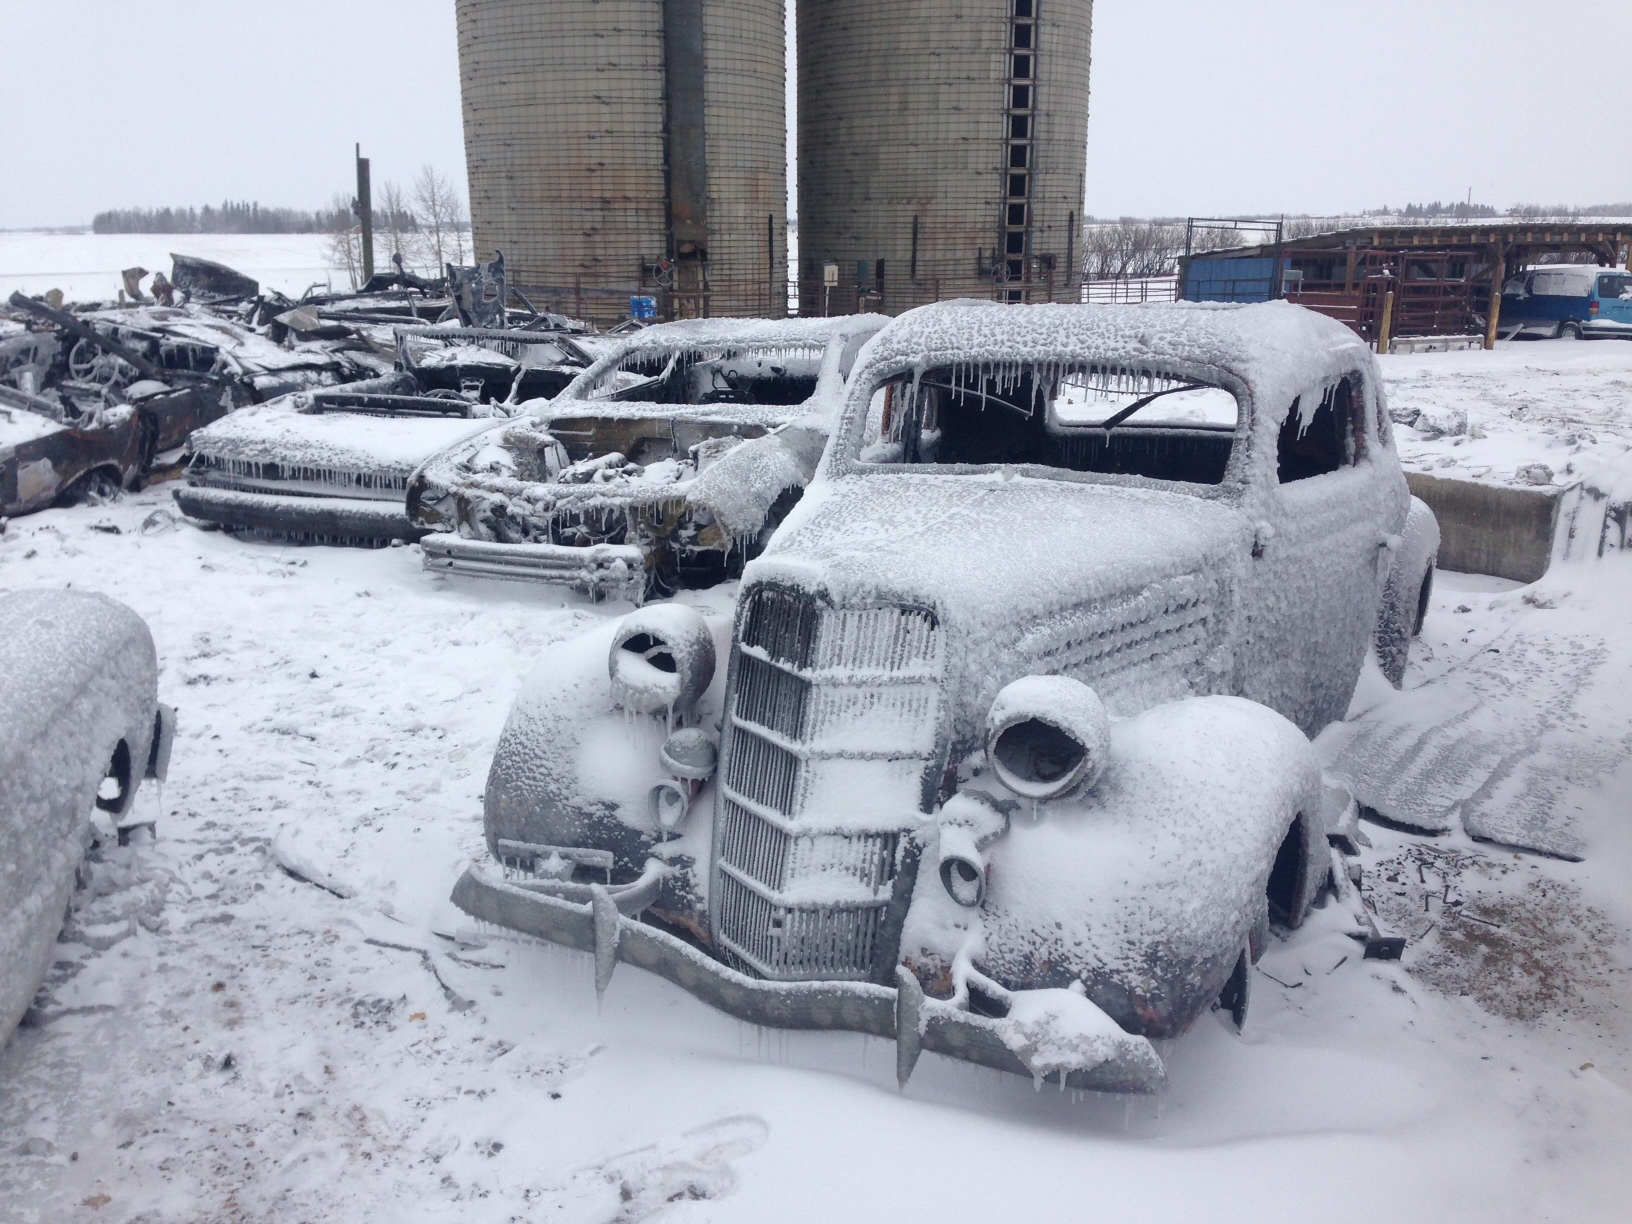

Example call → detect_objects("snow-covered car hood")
751 471 1248 624
744 472 1251 735
189 402 497 477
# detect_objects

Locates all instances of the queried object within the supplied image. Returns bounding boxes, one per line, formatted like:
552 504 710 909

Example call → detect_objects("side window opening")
1277 375 1359 483
587 348 822 406
858 363 1238 485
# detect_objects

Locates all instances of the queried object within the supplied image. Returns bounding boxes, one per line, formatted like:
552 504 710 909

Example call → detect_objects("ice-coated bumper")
174 484 415 544
420 533 646 601
450 860 1167 1094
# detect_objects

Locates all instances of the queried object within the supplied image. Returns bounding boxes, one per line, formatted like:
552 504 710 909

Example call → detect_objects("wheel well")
96 739 133 815
1266 813 1307 927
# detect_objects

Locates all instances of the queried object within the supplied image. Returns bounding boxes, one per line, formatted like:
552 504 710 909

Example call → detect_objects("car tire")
53 466 123 508
1558 321 1582 340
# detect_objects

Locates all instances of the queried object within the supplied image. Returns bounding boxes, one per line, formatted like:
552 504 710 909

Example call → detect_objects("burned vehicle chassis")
410 317 886 601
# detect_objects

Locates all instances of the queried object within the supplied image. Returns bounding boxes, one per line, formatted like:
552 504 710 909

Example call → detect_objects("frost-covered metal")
0 591 169 1046
454 300 1437 1089
409 316 888 598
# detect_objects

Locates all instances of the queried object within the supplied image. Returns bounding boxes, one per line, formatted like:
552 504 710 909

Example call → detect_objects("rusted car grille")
731 653 810 740
713 872 887 980
712 586 941 982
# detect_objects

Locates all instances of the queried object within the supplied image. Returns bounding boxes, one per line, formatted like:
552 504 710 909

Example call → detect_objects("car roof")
595 313 888 359
856 299 1371 415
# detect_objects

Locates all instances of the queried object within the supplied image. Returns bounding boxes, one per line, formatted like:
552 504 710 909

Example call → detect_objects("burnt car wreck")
2 291 241 513
449 300 1439 1091
3 250 580 524
174 326 598 545
409 315 887 600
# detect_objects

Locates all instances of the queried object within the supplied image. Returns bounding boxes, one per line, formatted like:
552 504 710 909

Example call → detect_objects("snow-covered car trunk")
407 316 888 600
454 300 1437 1090
0 590 172 1045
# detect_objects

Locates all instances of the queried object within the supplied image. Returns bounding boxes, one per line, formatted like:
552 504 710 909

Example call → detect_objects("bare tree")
412 166 468 274
323 191 363 290
378 180 417 273
1081 219 1190 280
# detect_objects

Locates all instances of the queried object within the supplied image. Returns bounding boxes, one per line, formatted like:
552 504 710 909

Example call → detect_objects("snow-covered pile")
1382 338 1632 489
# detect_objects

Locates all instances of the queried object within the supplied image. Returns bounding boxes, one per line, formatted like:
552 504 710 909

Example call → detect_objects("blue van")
1501 264 1632 339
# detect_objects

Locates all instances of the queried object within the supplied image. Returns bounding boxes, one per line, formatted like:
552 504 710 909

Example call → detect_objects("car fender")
482 608 733 924
900 694 1323 1040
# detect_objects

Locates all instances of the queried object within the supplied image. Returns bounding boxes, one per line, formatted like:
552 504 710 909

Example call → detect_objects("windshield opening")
856 362 1239 486
584 345 823 406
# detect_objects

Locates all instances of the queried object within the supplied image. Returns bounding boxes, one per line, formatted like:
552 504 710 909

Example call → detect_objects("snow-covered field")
0 233 339 304
2 340 1631 1223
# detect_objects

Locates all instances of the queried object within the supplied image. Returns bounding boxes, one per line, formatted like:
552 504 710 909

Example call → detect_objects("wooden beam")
1485 243 1505 351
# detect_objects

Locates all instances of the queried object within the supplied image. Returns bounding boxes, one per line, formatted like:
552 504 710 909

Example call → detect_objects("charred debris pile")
0 251 595 518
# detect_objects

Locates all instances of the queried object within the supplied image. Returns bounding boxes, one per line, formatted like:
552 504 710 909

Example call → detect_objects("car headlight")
936 791 1010 908
609 605 716 719
984 675 1109 800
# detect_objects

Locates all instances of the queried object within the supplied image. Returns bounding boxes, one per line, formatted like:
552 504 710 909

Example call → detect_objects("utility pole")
355 143 375 286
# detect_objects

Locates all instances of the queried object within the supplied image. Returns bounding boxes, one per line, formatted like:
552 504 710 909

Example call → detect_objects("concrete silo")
798 0 1091 314
456 0 787 324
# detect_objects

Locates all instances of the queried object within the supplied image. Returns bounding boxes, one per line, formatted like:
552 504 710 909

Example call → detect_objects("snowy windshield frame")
836 355 1253 494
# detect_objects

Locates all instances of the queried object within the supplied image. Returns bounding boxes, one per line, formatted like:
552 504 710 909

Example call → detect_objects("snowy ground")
1 342 1631 1222
0 234 339 304
1382 335 1632 487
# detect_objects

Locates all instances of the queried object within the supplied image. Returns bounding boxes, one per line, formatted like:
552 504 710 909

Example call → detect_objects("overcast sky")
2 0 1628 230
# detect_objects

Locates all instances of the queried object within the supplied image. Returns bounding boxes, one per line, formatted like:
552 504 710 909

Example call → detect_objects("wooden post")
1377 289 1395 355
355 144 374 286
1484 243 1505 350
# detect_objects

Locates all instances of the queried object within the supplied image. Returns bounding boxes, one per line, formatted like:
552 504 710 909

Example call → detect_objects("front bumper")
450 859 1167 1094
174 484 416 544
420 532 647 602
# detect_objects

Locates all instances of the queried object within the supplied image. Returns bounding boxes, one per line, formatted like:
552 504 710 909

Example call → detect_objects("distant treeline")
1399 202 1499 219
93 200 365 235
1509 202 1632 219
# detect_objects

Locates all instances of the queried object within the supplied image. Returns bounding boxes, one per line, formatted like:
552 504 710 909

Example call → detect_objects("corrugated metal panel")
1184 256 1280 303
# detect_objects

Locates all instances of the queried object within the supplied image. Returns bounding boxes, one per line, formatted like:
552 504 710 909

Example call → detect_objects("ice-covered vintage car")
449 300 1439 1092
407 316 887 600
1 590 174 1045
174 327 595 545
